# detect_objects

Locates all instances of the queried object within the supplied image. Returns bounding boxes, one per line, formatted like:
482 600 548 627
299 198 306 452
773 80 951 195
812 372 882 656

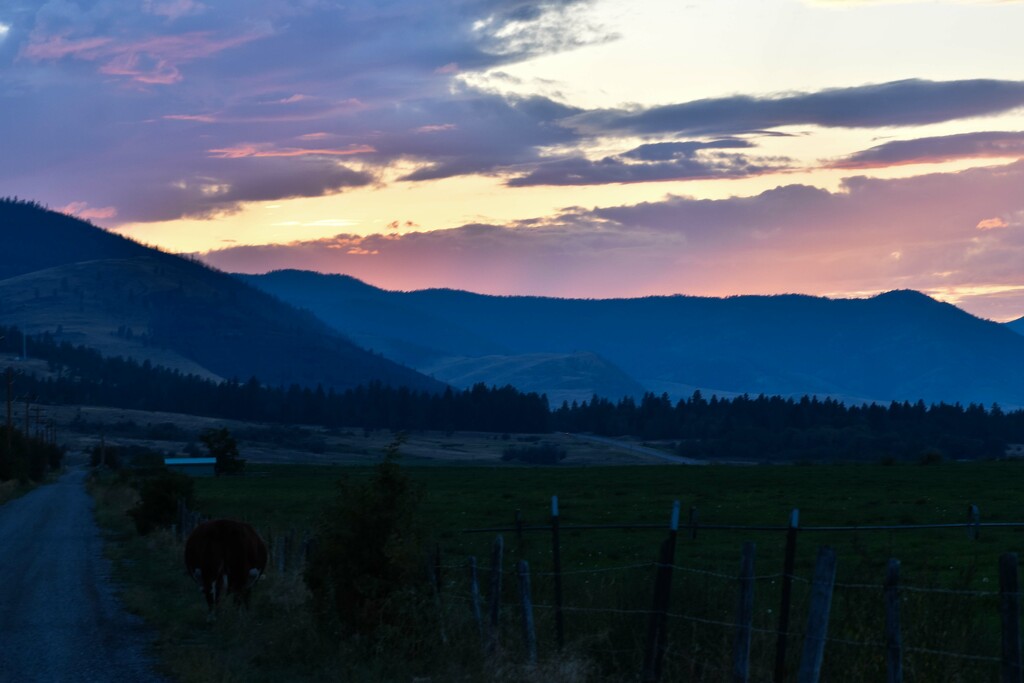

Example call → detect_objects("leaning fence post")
774 508 801 683
1000 552 1021 683
642 500 681 683
733 541 756 683
551 495 565 650
518 560 538 664
885 558 903 683
488 535 504 652
797 546 837 683
468 556 483 638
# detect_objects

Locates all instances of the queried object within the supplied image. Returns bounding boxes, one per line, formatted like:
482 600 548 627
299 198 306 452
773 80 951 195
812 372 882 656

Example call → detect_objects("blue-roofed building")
164 457 216 477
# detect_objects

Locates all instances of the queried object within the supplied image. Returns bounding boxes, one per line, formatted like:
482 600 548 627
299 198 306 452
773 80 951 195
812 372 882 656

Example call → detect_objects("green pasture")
187 459 1024 680
94 458 1024 681
195 459 1024 580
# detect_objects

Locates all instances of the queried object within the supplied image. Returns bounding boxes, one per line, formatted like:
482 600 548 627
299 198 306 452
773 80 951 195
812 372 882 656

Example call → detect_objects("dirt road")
0 468 168 682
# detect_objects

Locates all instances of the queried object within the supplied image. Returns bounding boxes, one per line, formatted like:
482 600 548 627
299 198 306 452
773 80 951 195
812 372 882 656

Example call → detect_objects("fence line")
448 496 1023 682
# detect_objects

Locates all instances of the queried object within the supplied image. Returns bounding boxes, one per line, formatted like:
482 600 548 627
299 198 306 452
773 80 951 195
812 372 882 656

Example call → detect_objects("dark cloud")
119 158 374 222
569 79 1024 136
621 139 753 161
507 139 786 186
830 130 1024 169
0 0 606 221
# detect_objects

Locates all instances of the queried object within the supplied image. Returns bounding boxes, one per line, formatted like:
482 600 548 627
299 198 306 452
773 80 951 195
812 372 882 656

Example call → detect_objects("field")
89 452 1024 682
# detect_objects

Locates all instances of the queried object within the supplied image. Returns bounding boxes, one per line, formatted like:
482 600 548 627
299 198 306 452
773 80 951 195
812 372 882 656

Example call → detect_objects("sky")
2 0 1024 321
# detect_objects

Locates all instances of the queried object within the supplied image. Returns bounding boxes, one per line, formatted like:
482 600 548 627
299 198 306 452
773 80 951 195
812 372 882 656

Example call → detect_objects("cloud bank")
201 160 1024 320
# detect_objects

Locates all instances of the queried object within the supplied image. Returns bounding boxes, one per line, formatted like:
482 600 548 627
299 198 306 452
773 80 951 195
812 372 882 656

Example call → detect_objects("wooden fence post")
642 500 681 683
797 546 837 683
468 556 483 638
733 541 756 683
488 535 504 652
551 495 565 650
968 504 981 541
774 508 801 683
1000 552 1021 683
885 558 903 683
274 534 286 574
518 560 538 664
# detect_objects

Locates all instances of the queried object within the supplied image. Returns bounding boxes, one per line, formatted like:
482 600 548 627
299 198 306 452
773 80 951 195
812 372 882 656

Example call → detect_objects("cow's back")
185 520 267 606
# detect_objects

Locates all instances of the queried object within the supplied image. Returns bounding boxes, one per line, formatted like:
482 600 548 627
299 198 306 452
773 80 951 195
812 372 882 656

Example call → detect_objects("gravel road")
0 468 169 682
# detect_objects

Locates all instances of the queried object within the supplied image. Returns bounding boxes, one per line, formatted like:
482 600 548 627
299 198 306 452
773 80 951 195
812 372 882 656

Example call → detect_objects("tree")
200 427 244 475
305 436 428 639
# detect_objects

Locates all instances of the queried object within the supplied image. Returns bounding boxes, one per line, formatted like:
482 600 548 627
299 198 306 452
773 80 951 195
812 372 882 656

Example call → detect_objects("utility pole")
31 406 43 440
5 367 12 452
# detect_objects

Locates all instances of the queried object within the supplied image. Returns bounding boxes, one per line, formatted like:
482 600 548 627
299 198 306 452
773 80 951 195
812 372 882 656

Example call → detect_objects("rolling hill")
0 200 441 392
1008 316 1024 336
241 270 1024 407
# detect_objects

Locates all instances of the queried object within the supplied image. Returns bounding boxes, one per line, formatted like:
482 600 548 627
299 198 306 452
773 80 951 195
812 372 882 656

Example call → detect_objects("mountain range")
3 198 1022 409
240 270 1024 408
0 200 440 393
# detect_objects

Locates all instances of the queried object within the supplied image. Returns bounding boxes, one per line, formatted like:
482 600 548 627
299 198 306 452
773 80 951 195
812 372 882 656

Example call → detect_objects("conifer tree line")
3 325 1023 461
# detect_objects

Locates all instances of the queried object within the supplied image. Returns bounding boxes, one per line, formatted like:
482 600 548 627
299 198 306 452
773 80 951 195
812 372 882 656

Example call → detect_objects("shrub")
126 471 195 535
305 437 429 641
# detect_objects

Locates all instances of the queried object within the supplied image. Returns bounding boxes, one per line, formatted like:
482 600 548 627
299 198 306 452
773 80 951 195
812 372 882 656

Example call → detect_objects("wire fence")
440 497 1022 682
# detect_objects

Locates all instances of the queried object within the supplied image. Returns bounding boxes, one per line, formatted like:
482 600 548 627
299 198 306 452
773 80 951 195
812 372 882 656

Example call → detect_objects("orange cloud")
977 217 1009 230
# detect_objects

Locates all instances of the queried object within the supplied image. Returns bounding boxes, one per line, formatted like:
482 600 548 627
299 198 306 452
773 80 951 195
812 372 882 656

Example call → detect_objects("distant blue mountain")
241 270 1024 407
1007 316 1024 336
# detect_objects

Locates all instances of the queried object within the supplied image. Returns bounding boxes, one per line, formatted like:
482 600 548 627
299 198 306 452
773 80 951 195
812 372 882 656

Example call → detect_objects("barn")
164 457 217 477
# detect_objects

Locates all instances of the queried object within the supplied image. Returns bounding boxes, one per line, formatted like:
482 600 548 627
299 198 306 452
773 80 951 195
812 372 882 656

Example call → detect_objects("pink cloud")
21 36 113 60
21 30 267 85
415 123 457 133
163 113 218 123
434 62 459 74
56 201 118 220
207 143 376 158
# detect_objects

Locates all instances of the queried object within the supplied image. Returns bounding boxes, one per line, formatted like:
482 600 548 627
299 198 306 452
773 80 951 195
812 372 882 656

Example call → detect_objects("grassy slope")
94 460 1024 682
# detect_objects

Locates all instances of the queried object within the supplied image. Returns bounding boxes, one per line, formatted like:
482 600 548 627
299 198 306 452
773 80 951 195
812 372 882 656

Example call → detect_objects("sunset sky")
3 0 1024 320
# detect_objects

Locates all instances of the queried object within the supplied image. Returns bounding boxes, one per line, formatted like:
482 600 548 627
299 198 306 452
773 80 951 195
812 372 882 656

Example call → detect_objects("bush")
126 471 195 535
305 437 429 641
200 427 245 475
501 442 567 464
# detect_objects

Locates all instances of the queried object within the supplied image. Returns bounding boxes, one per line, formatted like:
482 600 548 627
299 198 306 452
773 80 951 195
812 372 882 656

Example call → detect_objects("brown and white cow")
184 519 268 616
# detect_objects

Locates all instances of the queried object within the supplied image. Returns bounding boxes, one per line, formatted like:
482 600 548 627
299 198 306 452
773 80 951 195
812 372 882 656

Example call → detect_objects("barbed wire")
444 590 1002 666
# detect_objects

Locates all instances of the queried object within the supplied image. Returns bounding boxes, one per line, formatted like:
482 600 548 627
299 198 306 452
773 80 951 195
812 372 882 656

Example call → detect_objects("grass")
91 457 1024 681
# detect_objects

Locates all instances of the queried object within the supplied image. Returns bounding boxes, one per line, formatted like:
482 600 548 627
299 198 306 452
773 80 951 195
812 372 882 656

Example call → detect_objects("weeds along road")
0 467 168 683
